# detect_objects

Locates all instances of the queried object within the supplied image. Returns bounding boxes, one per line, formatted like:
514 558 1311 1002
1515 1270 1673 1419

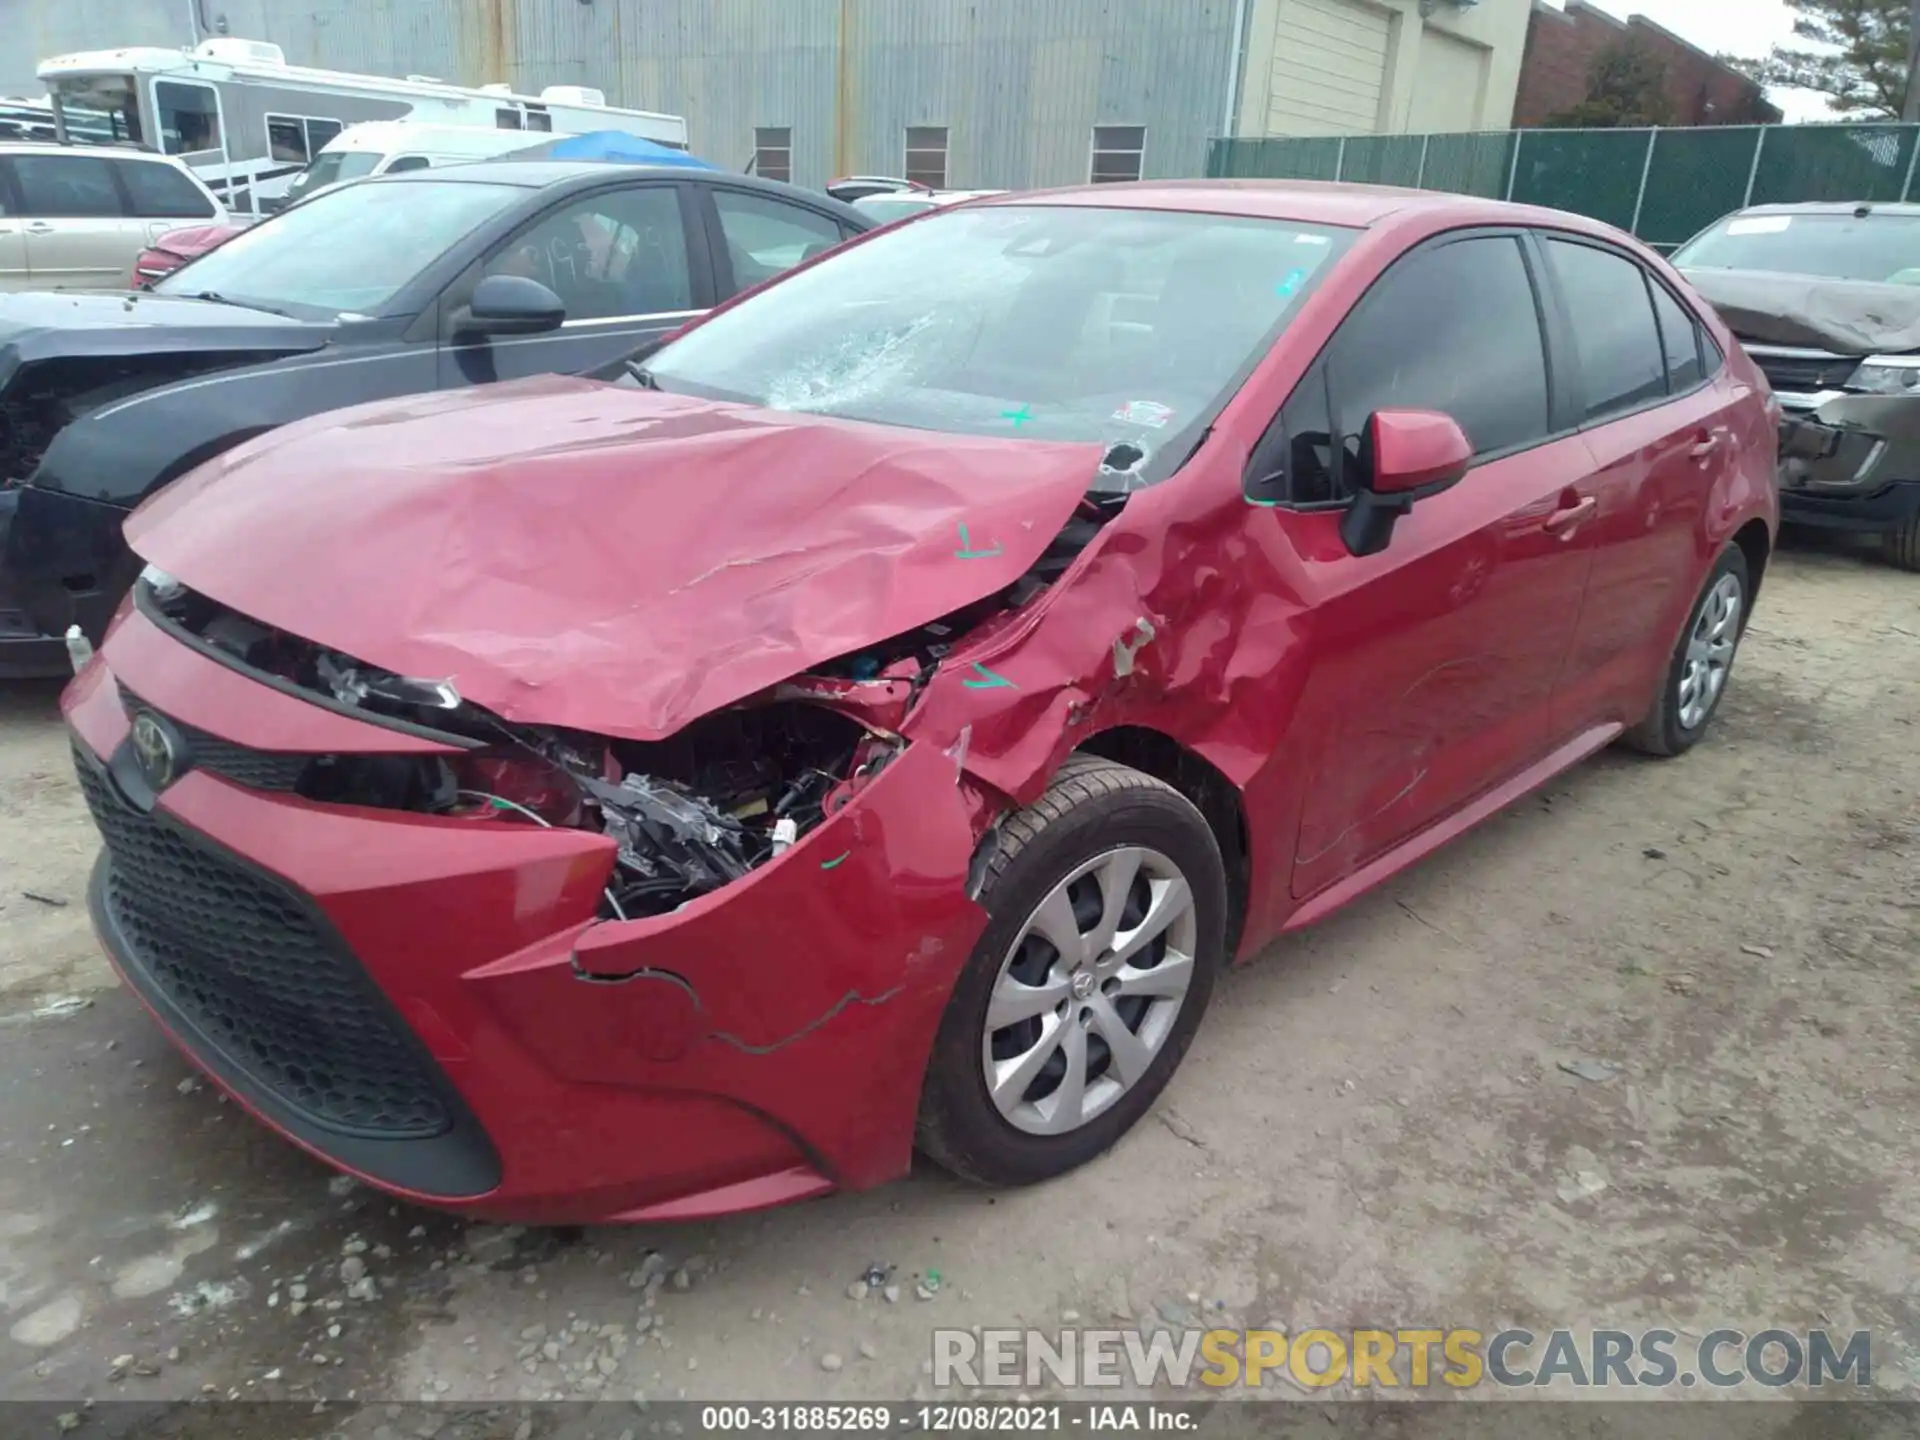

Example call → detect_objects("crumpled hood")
1681 266 1920 355
0 290 332 390
126 376 1105 740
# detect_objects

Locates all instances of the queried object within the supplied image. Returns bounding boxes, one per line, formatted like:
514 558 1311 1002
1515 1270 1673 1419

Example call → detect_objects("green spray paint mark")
1243 495 1283 507
963 662 1016 690
954 522 1003 560
820 851 851 871
1000 404 1034 429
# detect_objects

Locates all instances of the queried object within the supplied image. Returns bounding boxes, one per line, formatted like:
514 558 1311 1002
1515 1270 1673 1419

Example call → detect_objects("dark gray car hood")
1681 266 1920 356
0 291 334 390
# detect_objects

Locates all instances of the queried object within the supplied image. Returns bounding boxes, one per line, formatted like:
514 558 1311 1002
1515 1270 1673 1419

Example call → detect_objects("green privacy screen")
1207 123 1920 251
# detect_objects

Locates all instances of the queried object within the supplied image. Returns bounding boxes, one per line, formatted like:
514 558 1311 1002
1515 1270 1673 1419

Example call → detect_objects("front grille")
75 742 451 1139
117 684 309 791
1745 347 1860 393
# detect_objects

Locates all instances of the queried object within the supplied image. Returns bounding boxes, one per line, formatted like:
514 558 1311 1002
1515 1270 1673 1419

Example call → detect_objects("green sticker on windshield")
1000 404 1034 429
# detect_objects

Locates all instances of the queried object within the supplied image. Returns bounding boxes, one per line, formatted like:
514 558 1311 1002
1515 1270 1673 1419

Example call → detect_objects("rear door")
112 156 223 250
11 153 142 288
438 180 712 387
1533 234 1739 730
0 161 25 290
1273 231 1603 899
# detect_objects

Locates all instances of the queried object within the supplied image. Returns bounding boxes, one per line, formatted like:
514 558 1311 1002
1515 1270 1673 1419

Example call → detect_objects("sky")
1545 0 1835 121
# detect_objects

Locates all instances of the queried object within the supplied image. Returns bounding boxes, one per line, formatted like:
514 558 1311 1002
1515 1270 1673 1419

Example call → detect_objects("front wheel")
1623 545 1751 758
916 757 1226 1186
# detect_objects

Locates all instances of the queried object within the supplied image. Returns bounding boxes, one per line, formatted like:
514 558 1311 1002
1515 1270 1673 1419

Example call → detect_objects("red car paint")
69 183 1778 1223
131 223 245 288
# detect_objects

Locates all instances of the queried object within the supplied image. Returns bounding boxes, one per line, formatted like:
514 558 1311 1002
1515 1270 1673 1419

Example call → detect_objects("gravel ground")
0 543 1915 1427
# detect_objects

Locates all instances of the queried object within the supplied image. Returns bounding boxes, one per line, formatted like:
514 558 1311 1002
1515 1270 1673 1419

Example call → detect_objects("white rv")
36 38 687 215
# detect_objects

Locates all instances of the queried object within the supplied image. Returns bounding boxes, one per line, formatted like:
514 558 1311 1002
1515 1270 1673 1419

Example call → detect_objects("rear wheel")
1623 545 1750 758
916 757 1225 1186
1884 511 1920 572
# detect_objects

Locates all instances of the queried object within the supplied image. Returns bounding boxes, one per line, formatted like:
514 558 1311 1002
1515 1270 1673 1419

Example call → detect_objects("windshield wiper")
180 290 291 318
623 359 660 389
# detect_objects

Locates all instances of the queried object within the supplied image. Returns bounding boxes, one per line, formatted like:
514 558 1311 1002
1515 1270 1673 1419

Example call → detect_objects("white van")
277 122 552 206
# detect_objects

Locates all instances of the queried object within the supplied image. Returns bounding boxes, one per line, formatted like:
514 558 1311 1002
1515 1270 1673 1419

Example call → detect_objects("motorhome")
37 38 687 214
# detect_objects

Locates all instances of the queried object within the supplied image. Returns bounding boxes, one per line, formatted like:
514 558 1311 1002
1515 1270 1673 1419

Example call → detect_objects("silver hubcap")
982 847 1198 1137
1678 572 1742 730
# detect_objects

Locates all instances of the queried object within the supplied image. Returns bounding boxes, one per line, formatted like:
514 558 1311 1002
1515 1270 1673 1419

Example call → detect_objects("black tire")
1623 545 1751 758
916 756 1226 1186
1885 511 1920 572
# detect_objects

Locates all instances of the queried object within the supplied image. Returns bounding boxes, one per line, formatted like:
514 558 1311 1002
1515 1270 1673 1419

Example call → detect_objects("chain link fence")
1207 123 1920 252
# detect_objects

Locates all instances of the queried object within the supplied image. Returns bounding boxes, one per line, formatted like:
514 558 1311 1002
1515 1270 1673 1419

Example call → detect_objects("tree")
1730 0 1911 119
1546 43 1675 128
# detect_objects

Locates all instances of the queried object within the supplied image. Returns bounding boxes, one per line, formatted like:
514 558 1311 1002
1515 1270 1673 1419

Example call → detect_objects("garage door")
1408 27 1489 134
1265 0 1393 137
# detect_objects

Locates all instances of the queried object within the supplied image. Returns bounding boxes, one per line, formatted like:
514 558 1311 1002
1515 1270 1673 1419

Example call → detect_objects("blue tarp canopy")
502 131 720 169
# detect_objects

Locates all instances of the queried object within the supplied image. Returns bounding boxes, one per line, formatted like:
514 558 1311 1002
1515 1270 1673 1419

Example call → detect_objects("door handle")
1543 495 1597 535
24 222 54 235
1689 433 1721 460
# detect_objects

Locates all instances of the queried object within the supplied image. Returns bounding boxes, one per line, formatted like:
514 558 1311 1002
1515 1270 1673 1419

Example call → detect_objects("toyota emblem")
130 712 179 791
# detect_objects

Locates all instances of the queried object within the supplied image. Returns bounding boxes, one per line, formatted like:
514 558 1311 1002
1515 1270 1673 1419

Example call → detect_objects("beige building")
1234 0 1531 138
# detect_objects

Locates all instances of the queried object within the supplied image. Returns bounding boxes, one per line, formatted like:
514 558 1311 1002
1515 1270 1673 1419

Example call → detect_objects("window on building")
155 80 221 155
905 126 947 189
526 108 553 132
753 126 792 184
495 108 523 130
114 157 217 218
266 115 346 166
1090 125 1146 184
1542 238 1668 421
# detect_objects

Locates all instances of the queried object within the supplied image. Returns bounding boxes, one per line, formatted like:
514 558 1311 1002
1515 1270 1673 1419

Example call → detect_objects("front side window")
1091 126 1146 184
47 74 143 145
11 154 124 218
267 115 344 165
155 80 221 155
1673 211 1920 285
712 190 844 291
645 204 1358 490
153 178 525 318
484 186 691 320
905 126 948 189
1322 235 1551 485
115 158 216 219
386 155 432 174
754 127 793 184
1544 238 1667 421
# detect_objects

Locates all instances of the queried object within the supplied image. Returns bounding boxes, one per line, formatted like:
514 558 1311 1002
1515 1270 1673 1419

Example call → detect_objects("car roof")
969 179 1630 237
0 139 181 162
369 159 855 204
1731 200 1920 218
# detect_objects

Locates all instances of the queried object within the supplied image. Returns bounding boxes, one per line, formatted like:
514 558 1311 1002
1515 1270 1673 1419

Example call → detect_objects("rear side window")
12 154 124 217
116 159 216 219
1543 238 1667 420
1328 235 1552 468
1649 281 1706 392
712 190 845 292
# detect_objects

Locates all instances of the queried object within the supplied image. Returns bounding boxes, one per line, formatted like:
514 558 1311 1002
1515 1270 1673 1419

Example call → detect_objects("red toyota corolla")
66 182 1777 1223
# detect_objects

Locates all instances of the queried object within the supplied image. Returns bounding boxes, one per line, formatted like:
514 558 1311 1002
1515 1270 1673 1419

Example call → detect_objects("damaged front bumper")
1775 392 1920 534
67 608 990 1224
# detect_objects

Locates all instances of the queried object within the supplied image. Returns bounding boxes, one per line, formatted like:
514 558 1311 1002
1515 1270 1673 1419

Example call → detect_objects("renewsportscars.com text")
933 1326 1872 1391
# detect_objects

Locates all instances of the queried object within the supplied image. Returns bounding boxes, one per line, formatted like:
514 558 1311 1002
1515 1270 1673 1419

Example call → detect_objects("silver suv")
0 142 228 291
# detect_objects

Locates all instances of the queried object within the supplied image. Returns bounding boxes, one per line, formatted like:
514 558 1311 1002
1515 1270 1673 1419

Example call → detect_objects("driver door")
1272 232 1602 898
438 181 711 387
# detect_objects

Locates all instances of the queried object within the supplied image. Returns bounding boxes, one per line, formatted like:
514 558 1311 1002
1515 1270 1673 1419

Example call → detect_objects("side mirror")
1339 409 1472 558
460 274 566 336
